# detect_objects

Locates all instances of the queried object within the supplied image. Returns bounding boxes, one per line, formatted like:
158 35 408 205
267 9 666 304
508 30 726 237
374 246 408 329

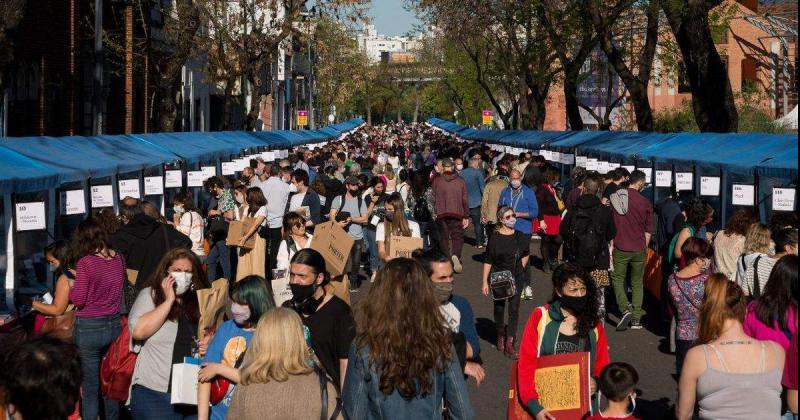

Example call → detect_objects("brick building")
544 0 797 131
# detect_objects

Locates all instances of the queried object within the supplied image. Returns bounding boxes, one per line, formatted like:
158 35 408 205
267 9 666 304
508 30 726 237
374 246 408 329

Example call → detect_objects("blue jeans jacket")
343 344 475 420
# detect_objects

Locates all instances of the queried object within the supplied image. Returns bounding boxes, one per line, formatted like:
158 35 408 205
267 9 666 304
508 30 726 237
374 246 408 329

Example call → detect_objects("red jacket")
517 302 611 416
431 173 469 219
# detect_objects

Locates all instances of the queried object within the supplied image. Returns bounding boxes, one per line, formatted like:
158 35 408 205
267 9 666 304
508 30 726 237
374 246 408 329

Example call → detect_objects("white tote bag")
271 269 293 307
170 358 201 405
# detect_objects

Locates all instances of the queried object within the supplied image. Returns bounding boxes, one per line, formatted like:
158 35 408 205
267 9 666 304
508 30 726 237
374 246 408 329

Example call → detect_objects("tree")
588 0 660 132
0 0 25 93
661 0 738 132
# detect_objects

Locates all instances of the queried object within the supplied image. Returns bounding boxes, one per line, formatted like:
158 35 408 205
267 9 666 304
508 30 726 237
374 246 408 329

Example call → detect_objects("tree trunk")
662 1 738 132
156 80 177 132
413 84 420 123
563 75 584 130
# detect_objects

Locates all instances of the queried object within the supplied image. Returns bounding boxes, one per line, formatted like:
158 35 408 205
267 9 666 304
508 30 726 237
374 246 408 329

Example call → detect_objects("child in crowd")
586 362 641 420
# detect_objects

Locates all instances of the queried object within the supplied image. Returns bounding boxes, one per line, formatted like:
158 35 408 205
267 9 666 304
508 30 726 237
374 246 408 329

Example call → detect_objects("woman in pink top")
744 255 798 351
68 217 125 420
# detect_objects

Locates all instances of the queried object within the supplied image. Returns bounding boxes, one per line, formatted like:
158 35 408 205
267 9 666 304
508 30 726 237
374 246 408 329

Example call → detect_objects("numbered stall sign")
675 172 694 192
62 189 86 215
655 170 672 188
165 170 183 188
15 202 46 231
700 176 721 197
118 179 141 200
772 188 796 211
732 184 755 206
91 185 114 208
144 176 164 196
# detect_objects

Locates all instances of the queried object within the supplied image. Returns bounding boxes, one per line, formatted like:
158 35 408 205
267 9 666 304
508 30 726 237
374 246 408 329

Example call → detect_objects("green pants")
611 249 646 320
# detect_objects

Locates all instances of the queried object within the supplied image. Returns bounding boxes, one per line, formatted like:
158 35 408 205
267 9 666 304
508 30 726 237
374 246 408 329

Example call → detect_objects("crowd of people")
0 122 797 420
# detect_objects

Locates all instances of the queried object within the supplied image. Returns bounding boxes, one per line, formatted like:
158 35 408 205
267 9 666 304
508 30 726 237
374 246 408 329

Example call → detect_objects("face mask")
170 271 193 295
49 263 60 273
456 164 464 171
288 183 298 193
283 177 292 184
434 282 453 304
384 212 394 222
231 302 251 325
289 283 323 316
502 217 517 228
290 283 317 302
173 206 185 214
510 179 522 189
560 294 588 313
255 169 263 176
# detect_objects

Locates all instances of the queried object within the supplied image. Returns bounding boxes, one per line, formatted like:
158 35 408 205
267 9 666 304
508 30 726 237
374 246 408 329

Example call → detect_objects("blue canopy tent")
427 117 798 224
0 119 365 313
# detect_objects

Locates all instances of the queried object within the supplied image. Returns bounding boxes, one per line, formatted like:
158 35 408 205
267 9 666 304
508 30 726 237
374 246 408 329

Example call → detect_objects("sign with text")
639 168 652 184
90 185 114 208
118 179 141 200
482 110 493 125
732 184 755 206
201 166 217 180
700 176 721 197
15 202 46 231
388 236 423 260
187 171 205 188
772 188 796 211
297 110 308 127
165 170 183 188
655 170 672 187
310 221 355 277
62 189 86 215
675 172 693 191
221 162 237 176
144 176 164 196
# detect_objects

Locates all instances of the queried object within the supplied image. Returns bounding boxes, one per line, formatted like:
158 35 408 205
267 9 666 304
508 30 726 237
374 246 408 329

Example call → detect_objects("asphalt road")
352 232 677 419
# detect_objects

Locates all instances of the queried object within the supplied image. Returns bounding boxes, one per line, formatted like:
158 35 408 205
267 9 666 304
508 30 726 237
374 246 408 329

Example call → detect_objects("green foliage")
652 98 791 134
652 101 699 133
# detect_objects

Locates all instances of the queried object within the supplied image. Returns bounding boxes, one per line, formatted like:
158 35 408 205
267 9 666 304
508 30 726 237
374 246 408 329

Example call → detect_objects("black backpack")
413 195 432 222
567 206 604 268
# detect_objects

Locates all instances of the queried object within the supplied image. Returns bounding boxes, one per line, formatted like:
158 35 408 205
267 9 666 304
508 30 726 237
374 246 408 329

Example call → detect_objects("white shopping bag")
170 357 201 405
271 270 293 307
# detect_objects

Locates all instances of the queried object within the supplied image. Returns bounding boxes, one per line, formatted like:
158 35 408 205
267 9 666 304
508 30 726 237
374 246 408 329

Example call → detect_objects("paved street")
354 233 677 419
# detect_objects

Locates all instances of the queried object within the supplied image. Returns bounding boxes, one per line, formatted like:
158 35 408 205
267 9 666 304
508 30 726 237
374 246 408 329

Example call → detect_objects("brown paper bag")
310 221 354 277
388 236 423 259
226 219 257 248
197 278 229 337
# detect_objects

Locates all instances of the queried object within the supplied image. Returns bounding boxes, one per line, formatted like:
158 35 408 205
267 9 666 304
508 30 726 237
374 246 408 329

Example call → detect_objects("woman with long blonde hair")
676 274 785 420
377 193 421 263
227 308 340 419
735 223 774 297
343 258 474 419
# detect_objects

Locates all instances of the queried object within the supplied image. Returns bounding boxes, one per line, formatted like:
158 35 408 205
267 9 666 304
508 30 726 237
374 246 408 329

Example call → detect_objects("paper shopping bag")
271 270 293 307
170 357 201 405
310 221 354 277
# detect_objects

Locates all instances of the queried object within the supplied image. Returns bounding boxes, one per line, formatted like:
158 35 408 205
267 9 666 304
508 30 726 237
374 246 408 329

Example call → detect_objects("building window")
741 57 758 93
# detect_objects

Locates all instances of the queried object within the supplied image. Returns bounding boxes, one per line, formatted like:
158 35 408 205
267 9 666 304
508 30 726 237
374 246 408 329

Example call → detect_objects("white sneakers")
521 286 533 300
452 255 463 273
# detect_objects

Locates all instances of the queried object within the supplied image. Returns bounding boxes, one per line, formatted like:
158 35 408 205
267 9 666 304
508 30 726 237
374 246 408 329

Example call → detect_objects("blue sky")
368 0 421 36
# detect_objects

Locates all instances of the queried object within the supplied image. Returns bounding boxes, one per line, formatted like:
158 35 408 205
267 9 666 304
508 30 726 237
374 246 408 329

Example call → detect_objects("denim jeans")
74 315 121 420
206 239 231 281
469 206 485 246
363 228 380 273
611 249 646 320
130 385 198 420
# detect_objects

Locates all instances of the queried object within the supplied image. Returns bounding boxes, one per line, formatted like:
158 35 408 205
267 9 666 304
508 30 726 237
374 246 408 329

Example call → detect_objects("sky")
368 0 421 36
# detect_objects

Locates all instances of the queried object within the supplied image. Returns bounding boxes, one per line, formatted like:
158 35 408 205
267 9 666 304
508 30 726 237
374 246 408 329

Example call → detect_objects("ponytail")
698 274 747 344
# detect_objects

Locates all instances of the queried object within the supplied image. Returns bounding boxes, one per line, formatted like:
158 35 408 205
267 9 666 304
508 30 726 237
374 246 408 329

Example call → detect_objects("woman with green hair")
197 276 275 420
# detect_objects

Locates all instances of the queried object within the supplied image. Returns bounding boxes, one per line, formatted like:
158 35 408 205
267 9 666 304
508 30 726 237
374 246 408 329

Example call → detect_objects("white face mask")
231 303 251 325
173 205 185 214
288 183 299 193
456 164 464 171
170 271 193 295
510 179 522 189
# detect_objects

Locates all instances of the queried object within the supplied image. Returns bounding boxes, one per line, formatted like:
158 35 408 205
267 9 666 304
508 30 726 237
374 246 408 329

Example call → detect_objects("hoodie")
611 188 654 252
431 172 469 219
111 213 192 289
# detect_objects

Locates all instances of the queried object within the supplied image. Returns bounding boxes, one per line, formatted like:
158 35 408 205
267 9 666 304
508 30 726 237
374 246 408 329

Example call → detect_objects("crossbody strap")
752 256 763 298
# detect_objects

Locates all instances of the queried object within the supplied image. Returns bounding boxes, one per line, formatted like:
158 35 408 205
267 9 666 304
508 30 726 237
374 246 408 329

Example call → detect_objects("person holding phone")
128 248 211 419
329 176 369 291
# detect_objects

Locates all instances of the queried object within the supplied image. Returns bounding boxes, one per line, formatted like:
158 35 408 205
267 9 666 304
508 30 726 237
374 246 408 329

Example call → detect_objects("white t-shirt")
238 205 268 227
176 211 205 256
289 192 306 213
276 234 314 271
376 220 421 242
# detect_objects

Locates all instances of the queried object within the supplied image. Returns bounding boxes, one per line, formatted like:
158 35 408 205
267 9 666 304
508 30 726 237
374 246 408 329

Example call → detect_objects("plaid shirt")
216 189 235 213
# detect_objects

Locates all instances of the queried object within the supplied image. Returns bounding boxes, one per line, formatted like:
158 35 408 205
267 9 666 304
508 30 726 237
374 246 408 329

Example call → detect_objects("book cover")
508 352 591 420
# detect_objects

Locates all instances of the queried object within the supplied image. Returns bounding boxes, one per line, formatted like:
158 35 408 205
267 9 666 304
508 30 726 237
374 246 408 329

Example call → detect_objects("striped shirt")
69 254 125 318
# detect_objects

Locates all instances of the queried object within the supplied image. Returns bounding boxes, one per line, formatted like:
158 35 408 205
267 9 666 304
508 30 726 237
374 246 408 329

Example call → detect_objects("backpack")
567 206 604 268
100 316 137 401
412 195 432 222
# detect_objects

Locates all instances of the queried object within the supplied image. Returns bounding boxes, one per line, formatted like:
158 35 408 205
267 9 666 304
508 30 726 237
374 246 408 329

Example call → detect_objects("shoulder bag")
489 247 519 301
41 307 76 341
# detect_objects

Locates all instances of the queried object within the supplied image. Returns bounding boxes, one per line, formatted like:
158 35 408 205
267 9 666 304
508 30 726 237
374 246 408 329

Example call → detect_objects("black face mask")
289 283 323 316
560 294 588 313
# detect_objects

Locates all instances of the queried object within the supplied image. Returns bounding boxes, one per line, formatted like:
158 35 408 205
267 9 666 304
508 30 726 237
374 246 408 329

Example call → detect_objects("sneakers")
452 255 463 273
521 286 533 300
630 319 643 330
476 244 485 249
616 310 633 331
370 272 377 283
